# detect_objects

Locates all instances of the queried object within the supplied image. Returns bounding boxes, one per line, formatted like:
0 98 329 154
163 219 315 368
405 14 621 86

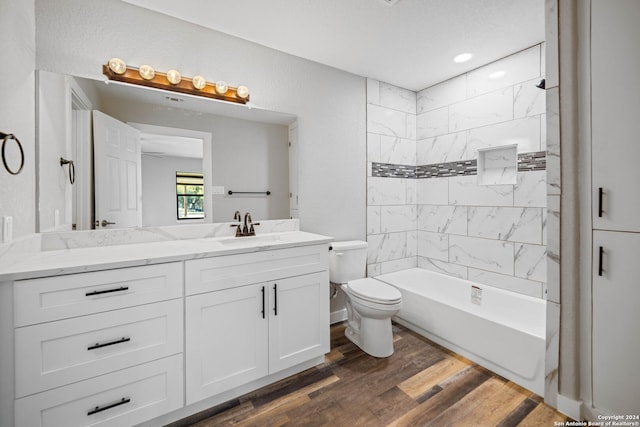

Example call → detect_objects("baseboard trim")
557 394 582 420
330 308 347 324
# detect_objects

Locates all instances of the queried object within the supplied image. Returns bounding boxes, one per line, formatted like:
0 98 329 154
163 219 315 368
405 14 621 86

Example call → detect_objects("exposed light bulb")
236 85 250 99
138 65 155 80
166 69 182 84
108 58 127 75
453 53 473 63
215 81 229 94
192 75 207 90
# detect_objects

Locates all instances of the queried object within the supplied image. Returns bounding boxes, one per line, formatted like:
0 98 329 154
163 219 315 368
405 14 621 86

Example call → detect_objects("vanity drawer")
15 299 183 398
15 354 183 427
14 262 183 326
185 244 328 295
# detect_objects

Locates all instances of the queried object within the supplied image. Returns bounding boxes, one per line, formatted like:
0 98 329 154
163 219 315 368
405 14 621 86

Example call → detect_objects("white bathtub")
376 268 546 396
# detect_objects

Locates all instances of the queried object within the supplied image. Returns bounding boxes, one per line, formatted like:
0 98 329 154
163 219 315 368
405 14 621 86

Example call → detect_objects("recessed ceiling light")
489 70 506 79
453 53 473 63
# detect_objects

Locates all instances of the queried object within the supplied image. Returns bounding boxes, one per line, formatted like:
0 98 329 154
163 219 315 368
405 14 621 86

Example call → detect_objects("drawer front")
15 299 183 397
14 262 183 326
185 244 329 295
15 354 183 427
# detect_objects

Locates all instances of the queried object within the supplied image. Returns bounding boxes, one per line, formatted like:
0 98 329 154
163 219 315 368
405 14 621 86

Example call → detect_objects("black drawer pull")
598 246 604 277
273 283 278 316
87 397 131 416
261 286 265 319
85 286 129 297
88 337 130 351
598 187 604 217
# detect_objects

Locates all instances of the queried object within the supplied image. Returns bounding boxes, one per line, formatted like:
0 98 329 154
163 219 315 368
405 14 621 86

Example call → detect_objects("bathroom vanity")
0 228 331 426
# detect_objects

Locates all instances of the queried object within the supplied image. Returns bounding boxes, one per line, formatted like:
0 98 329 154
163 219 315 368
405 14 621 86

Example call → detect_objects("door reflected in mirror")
36 71 298 232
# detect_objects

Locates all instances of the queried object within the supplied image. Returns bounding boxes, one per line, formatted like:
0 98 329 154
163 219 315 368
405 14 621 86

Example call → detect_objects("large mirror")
36 71 298 232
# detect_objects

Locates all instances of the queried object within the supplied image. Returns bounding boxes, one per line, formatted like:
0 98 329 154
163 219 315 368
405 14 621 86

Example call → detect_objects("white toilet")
330 241 402 358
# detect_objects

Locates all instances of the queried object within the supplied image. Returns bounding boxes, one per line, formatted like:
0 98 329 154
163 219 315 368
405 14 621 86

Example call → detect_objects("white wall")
99 98 290 223
141 155 203 227
35 0 366 241
0 0 36 239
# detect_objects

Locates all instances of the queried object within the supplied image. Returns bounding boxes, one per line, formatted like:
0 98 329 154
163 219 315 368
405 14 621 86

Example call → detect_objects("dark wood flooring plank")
496 398 540 427
517 402 568 426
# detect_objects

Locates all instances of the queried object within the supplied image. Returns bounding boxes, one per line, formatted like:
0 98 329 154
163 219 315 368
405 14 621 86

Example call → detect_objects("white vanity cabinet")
12 262 185 427
184 245 330 405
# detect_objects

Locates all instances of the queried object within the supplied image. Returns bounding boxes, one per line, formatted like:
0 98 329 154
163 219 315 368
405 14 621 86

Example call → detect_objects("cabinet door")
185 284 268 404
268 272 329 373
593 230 640 414
592 0 640 232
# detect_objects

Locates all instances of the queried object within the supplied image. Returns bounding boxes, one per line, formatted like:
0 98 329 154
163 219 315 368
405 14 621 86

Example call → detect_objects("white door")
268 272 329 374
185 284 268 405
93 111 142 229
592 230 640 414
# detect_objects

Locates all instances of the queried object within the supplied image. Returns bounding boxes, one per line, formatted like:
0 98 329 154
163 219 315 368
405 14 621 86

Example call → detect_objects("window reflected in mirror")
176 172 204 220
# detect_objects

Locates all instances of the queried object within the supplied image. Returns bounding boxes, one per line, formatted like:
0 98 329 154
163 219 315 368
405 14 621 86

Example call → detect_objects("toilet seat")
346 278 402 305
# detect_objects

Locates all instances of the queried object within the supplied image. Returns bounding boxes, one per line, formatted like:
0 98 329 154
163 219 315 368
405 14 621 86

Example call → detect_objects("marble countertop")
0 231 333 282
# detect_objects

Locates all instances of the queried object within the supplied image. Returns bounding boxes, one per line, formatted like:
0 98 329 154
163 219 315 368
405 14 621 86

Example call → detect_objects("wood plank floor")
174 322 570 427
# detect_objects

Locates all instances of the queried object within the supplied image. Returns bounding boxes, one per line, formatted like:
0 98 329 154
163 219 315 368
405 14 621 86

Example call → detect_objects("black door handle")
273 283 278 316
261 286 265 319
598 187 604 218
598 246 604 276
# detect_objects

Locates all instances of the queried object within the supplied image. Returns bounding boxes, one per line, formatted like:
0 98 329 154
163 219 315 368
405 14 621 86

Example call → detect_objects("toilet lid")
347 278 402 304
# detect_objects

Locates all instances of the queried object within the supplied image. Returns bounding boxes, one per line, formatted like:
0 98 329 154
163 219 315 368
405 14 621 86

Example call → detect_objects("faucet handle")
230 223 242 237
249 222 260 236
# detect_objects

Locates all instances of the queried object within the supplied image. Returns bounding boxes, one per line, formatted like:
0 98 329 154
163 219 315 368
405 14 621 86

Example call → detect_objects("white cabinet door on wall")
268 272 329 373
592 0 640 232
592 230 640 415
185 284 268 405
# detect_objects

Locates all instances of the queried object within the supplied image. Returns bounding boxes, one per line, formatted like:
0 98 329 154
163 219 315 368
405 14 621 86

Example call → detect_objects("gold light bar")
103 61 250 105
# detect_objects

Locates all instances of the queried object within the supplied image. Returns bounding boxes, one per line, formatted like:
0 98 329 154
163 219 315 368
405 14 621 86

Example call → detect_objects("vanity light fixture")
166 69 182 85
108 58 127 75
237 85 250 99
138 65 155 80
192 75 206 90
103 60 251 104
215 80 229 94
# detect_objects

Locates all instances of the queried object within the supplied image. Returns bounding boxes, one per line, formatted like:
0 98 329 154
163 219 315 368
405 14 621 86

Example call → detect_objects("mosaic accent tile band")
372 151 546 179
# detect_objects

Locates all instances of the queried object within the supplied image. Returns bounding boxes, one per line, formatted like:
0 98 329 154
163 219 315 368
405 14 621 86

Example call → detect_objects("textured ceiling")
122 0 545 91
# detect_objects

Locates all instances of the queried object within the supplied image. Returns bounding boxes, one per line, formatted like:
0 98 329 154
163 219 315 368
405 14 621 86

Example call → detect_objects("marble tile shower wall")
366 80 418 276
366 44 548 299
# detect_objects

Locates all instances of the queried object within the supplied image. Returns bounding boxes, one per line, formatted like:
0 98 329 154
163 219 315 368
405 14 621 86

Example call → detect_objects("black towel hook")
60 157 75 184
1 132 25 175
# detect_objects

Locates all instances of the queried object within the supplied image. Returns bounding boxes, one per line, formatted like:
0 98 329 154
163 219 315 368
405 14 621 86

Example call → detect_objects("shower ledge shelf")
477 144 518 186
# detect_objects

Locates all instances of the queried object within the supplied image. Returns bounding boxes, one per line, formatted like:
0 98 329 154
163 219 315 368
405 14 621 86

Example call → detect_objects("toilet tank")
329 240 368 284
